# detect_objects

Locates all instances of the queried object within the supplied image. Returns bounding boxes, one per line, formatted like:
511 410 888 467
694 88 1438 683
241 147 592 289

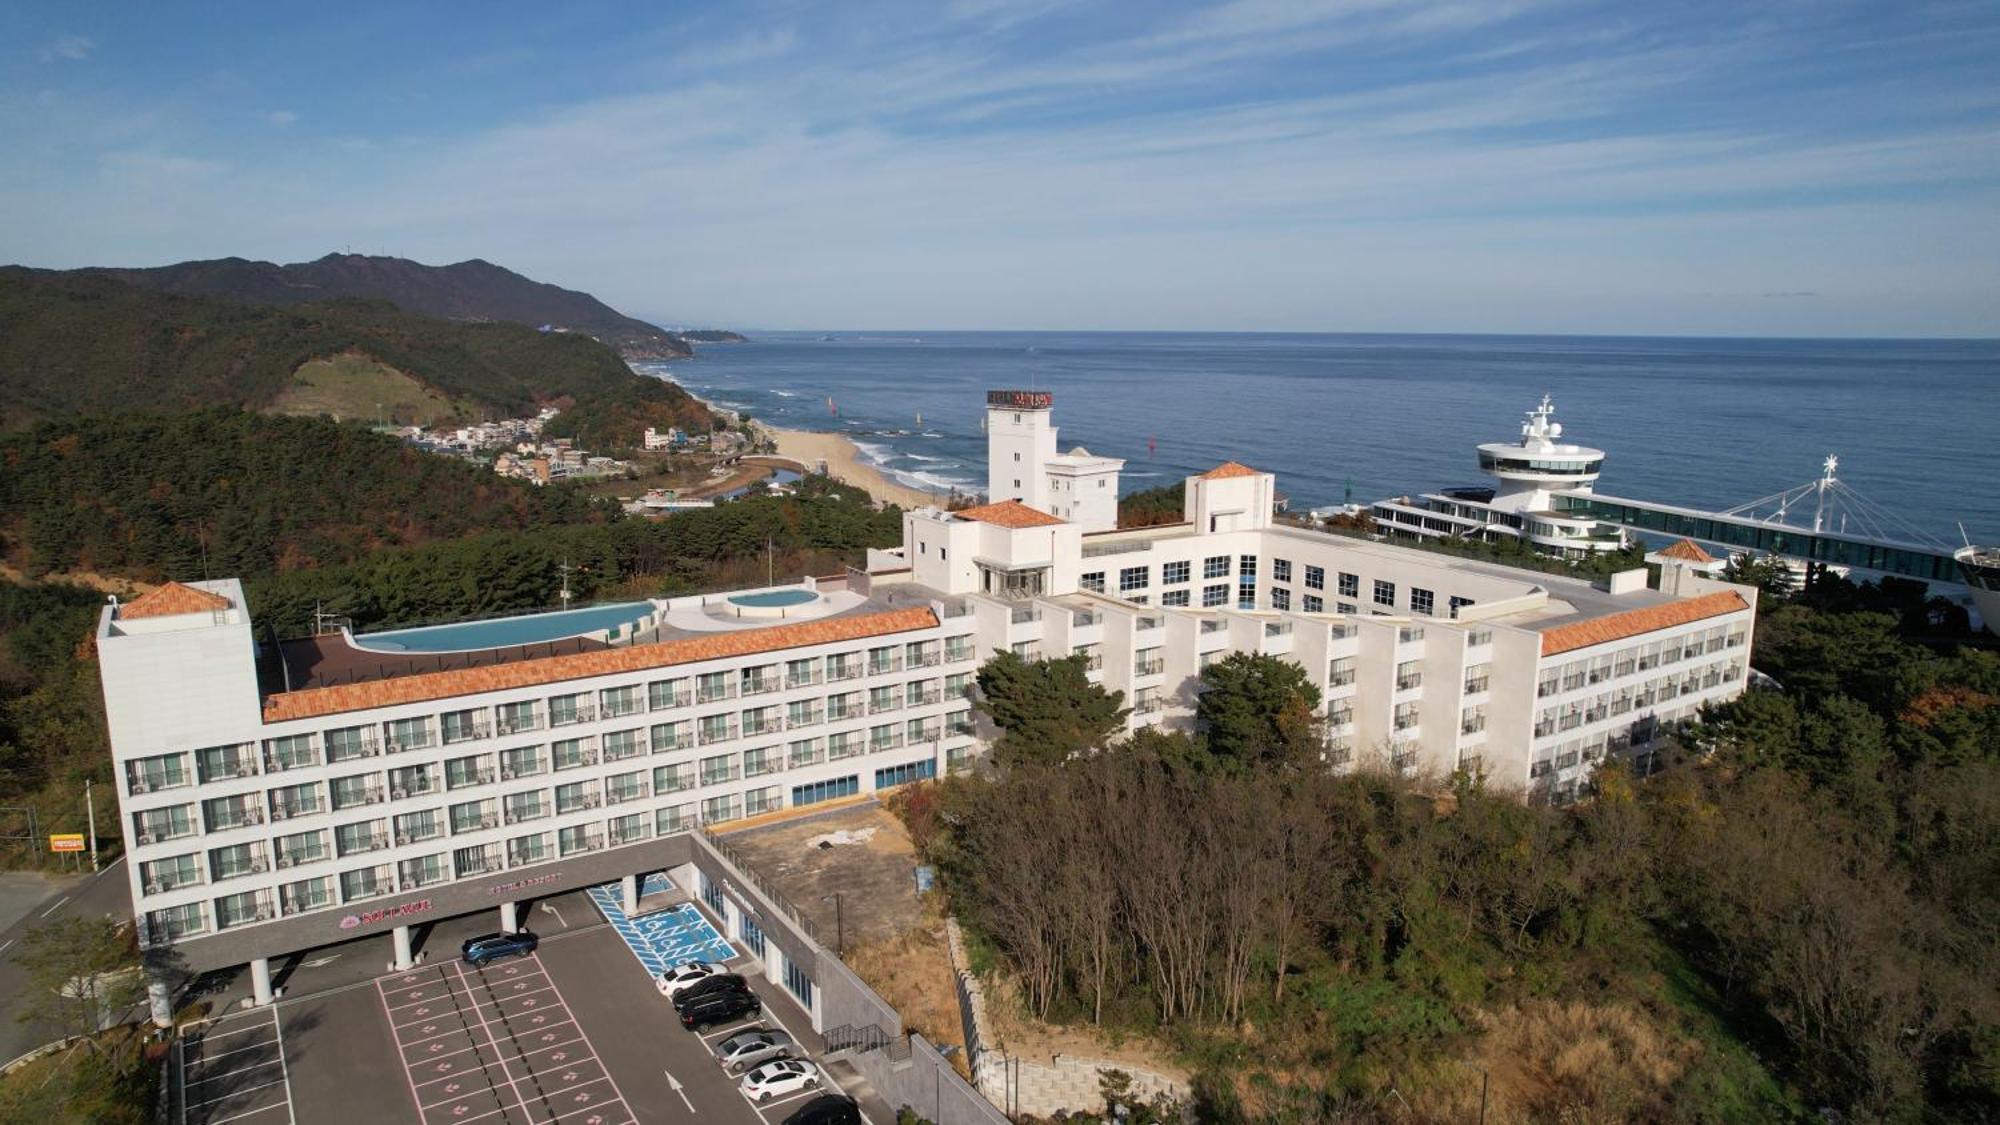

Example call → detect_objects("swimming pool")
726 589 820 608
353 601 655 653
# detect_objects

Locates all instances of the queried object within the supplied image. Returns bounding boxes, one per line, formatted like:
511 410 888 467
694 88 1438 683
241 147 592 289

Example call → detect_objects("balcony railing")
741 676 782 697
869 734 905 753
786 671 824 690
907 650 941 668
827 662 863 682
452 813 500 835
606 784 650 805
1134 659 1166 677
496 714 541 736
450 768 497 790
658 772 696 793
553 751 601 771
128 771 189 795
207 807 266 831
1396 674 1422 691
457 852 503 877
698 723 738 746
556 793 603 814
868 657 903 676
386 730 436 753
651 690 693 710
697 682 736 704
389 775 436 799
700 766 742 786
442 720 493 744
947 717 976 736
741 716 782 737
341 833 389 856
788 708 823 727
549 703 598 727
1134 698 1163 715
1464 677 1489 694
504 804 548 825
1009 608 1040 625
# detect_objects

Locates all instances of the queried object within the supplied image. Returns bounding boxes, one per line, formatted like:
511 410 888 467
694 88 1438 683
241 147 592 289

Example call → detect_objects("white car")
740 1059 822 1103
655 959 721 997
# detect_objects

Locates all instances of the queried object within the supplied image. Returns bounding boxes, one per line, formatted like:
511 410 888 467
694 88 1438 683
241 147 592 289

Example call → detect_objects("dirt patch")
980 972 1190 1084
269 351 473 427
719 802 924 950
844 903 970 1075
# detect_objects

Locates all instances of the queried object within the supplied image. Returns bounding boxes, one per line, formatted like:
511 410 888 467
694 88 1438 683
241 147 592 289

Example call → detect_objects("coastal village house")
97 389 1754 1014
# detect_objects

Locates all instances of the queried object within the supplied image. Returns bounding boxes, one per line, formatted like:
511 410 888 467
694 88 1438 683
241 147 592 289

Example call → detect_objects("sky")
2 1 1997 336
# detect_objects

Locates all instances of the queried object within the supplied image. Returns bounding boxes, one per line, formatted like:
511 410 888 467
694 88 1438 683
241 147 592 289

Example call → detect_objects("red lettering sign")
986 390 1052 409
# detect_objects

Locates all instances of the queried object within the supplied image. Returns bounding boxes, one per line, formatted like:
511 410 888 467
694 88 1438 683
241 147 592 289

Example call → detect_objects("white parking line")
187 1077 289 1109
189 1056 282 1084
192 1039 278 1064
194 1019 279 1041
270 1006 296 1125
204 1102 291 1125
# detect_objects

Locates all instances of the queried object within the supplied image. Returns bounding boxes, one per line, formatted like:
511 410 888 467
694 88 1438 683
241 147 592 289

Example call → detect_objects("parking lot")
174 883 889 1125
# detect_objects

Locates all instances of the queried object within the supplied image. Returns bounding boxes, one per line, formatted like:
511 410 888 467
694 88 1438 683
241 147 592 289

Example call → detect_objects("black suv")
783 1095 861 1125
669 973 751 1012
680 987 761 1030
461 932 538 967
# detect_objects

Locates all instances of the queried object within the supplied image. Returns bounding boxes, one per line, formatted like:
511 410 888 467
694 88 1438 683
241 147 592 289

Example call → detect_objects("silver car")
713 1027 797 1074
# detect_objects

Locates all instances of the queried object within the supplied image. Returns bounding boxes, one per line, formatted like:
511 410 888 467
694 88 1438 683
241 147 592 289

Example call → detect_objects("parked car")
670 973 751 1012
460 932 538 966
714 1027 797 1074
680 987 761 1030
782 1095 861 1125
657 959 722 998
741 1059 823 1103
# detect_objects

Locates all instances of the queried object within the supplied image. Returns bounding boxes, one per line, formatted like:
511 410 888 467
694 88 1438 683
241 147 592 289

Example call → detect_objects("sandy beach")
767 426 941 509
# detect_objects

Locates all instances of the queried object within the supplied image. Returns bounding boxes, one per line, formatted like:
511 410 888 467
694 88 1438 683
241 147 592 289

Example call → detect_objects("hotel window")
648 678 691 710
1305 565 1325 590
450 800 498 835
1238 581 1256 610
826 691 863 721
698 714 736 744
1468 628 1493 648
496 701 539 735
503 791 548 825
555 781 600 814
335 820 388 856
1010 641 1039 661
1271 588 1291 611
700 753 739 786
1328 657 1356 687
650 720 690 753
552 737 597 771
1393 702 1419 731
945 635 975 663
1448 595 1476 618
507 832 551 867
327 775 381 812
386 718 434 752
828 731 862 760
785 959 815 1008
146 902 207 942
441 709 487 745
133 805 195 846
788 738 824 768
743 787 783 817
868 645 903 675
268 781 321 821
1081 571 1106 594
1162 589 1190 607
281 876 334 916
548 692 592 726
600 685 641 718
1303 595 1324 613
1239 555 1258 579
700 794 741 824
869 722 903 752
1465 663 1492 694
696 671 734 703
606 770 648 804
741 664 782 695
602 728 643 762
197 743 258 782
1162 560 1191 585
1462 704 1488 734
263 734 317 773
875 758 937 790
1204 555 1230 579
787 699 821 728
1119 566 1150 593
454 843 502 878
1396 661 1422 691
208 842 266 882
498 746 545 780
1272 559 1292 583
215 889 271 930
1338 572 1359 598
869 685 902 714
1373 580 1397 608
394 809 443 845
656 804 697 835
1202 584 1229 608
141 854 202 894
946 672 973 697
743 746 779 778
608 812 650 846
654 763 696 793
126 752 190 794
341 866 395 903
786 658 821 688
1411 588 1435 617
559 824 603 856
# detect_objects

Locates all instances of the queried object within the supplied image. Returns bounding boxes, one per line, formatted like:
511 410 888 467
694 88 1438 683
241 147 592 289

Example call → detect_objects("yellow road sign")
49 833 85 853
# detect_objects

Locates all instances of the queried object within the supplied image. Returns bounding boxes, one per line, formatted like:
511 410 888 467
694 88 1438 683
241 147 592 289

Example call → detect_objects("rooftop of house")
952 499 1067 529
117 581 231 621
1654 537 1719 564
1199 461 1264 480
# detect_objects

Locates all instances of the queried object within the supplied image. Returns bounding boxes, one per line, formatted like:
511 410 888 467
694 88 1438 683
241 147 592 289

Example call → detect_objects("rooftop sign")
987 390 1053 409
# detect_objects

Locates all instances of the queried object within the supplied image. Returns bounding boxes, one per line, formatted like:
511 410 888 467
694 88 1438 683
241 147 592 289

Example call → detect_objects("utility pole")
85 780 99 872
558 559 575 610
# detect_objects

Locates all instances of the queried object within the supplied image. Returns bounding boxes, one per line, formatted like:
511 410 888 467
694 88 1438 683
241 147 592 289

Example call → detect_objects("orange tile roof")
1540 591 1749 657
119 581 230 620
263 606 940 722
953 499 1066 529
1199 461 1262 480
1655 538 1718 564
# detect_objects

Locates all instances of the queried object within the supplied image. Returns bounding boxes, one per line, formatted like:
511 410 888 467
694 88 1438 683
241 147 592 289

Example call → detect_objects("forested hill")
0 411 613 581
76 253 699 360
0 269 712 434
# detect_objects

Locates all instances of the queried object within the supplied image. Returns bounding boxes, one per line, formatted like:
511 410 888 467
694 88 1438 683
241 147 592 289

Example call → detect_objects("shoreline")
645 362 957 510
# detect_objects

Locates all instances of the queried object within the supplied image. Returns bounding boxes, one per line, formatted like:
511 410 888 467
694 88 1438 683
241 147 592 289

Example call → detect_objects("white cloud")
266 110 299 127
39 34 95 63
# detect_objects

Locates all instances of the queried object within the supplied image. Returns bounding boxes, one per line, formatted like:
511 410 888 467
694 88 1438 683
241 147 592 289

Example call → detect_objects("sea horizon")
643 329 2000 547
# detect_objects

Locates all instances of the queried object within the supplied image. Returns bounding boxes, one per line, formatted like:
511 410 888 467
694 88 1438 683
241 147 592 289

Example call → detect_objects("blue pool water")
727 588 820 608
354 601 654 653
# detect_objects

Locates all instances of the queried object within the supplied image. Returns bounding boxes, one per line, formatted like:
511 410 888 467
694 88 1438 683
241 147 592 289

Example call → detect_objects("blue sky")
3 1 1997 335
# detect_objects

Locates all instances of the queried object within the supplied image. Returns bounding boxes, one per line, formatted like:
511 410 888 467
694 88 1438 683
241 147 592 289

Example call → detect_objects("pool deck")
261 582 963 694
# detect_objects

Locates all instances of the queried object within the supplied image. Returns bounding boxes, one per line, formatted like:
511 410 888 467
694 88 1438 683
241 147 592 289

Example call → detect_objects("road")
0 856 133 1063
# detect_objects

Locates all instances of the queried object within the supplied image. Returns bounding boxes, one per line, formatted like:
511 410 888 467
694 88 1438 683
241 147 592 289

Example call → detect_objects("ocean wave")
851 440 891 465
905 452 950 462
889 466 978 494
770 389 798 397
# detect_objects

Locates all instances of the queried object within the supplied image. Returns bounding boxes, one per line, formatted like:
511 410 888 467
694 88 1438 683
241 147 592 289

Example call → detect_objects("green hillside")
0 410 614 580
0 269 712 434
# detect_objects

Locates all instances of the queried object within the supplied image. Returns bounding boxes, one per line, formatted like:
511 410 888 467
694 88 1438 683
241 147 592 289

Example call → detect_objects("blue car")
461 931 538 966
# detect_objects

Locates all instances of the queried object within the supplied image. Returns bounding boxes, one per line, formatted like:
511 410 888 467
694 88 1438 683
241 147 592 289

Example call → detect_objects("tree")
12 918 145 1062
973 650 1128 768
1194 651 1324 768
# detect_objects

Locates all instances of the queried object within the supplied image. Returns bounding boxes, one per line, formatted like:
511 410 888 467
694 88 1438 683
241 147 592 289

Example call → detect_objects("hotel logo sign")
987 390 1053 410
339 899 433 930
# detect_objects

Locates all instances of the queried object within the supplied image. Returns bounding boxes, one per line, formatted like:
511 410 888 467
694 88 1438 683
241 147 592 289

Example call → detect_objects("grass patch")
269 350 475 427
0 1026 161 1125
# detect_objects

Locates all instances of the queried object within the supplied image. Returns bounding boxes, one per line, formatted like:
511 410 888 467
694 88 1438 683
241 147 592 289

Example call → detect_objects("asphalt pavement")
0 856 133 1063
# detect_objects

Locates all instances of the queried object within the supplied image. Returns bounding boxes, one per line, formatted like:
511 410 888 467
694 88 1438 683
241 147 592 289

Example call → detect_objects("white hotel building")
99 389 1755 1002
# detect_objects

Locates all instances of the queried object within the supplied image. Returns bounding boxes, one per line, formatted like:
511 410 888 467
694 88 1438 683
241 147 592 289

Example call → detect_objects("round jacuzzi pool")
725 588 822 618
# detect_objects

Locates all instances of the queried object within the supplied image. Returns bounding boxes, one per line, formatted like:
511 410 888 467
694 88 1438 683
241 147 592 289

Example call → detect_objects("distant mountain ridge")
79 253 711 361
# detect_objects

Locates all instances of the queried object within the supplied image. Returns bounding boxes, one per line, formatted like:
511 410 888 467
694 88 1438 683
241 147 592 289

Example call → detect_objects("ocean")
643 332 2000 545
